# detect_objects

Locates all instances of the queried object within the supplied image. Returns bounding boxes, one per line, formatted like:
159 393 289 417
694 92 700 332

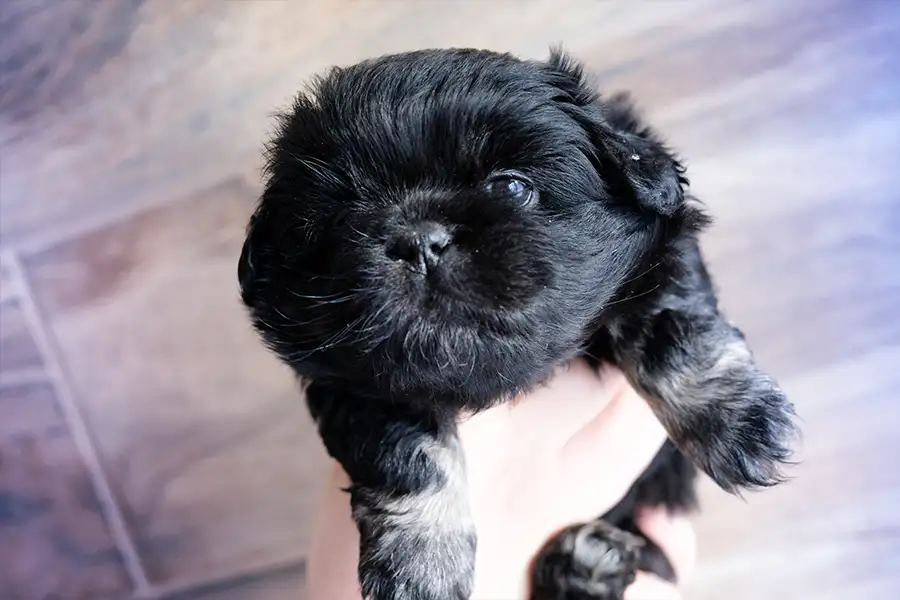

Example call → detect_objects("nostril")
424 228 452 256
385 222 453 273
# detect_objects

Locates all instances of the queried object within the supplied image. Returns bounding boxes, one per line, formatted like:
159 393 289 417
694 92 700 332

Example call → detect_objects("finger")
560 366 667 471
625 573 682 600
305 462 364 600
635 507 697 586
460 358 622 453
507 359 621 439
555 367 668 519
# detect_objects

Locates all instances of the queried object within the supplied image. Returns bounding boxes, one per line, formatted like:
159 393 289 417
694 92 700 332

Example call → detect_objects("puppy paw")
625 308 801 495
674 368 799 494
531 520 643 600
357 524 476 600
352 487 476 600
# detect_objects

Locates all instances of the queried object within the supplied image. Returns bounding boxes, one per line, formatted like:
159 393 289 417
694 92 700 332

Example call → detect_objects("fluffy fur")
238 48 798 600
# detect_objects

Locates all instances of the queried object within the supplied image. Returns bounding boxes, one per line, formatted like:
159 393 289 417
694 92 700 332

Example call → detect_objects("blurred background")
0 0 897 598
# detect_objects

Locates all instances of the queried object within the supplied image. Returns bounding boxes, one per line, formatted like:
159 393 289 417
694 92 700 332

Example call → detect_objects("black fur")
238 48 798 600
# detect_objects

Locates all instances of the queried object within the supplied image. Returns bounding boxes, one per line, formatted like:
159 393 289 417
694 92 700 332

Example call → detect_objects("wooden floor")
1 1 898 598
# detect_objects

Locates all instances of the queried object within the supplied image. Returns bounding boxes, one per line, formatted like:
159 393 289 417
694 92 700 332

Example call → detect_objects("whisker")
285 289 348 300
603 284 661 308
284 289 359 302
348 224 375 242
619 261 661 287
306 273 353 282
283 313 367 362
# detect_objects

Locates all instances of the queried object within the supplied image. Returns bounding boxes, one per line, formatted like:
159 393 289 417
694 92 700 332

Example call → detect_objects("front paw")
675 371 799 493
353 489 477 600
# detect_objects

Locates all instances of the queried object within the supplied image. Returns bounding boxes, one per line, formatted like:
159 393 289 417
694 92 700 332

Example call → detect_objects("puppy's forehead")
295 50 584 186
326 49 554 108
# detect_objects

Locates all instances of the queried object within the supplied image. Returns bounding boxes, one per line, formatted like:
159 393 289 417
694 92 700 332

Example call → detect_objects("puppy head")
239 48 696 410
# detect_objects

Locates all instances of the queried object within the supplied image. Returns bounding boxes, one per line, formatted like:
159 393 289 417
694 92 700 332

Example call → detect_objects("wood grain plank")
0 381 132 600
161 563 305 600
20 178 331 587
573 0 900 381
0 298 45 380
690 345 900 600
0 0 736 250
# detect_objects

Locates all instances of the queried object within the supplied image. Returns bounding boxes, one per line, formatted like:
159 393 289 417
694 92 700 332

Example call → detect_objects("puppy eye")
485 173 537 207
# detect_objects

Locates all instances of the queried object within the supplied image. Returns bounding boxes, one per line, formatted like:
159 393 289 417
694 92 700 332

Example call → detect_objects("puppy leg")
602 441 698 583
604 304 798 493
531 519 643 600
306 382 476 600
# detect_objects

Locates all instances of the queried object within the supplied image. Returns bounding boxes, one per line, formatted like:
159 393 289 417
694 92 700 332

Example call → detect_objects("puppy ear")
596 92 687 216
543 49 687 216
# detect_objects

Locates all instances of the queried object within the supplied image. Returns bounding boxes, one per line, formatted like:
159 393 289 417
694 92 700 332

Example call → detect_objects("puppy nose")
385 222 453 274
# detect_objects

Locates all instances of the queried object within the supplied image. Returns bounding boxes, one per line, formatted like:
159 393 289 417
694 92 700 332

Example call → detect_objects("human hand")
305 359 696 599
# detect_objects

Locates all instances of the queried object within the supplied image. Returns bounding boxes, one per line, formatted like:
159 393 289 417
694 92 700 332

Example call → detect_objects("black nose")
385 222 453 274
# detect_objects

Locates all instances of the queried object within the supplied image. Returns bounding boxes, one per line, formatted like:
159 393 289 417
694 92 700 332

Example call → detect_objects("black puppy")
238 48 797 600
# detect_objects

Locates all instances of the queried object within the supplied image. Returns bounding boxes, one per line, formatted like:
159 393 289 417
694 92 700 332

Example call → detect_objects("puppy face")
239 49 690 410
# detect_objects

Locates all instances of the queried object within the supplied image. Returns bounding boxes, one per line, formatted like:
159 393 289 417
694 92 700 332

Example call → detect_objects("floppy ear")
543 49 687 216
595 92 687 216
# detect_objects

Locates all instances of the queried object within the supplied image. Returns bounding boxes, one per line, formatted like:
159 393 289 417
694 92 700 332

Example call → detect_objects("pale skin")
306 359 697 599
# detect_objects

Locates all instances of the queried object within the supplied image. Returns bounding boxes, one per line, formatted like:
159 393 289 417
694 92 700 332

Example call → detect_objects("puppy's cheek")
466 243 556 306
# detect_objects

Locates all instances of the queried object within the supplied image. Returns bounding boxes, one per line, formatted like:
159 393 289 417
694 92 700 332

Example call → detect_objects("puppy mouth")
381 240 553 312
384 263 531 325
389 286 545 350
